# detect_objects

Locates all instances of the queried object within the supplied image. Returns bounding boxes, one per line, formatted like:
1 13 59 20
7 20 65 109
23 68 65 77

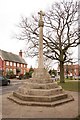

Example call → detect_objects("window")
10 69 12 71
6 61 9 66
14 63 16 66
14 69 16 74
21 64 23 67
10 62 12 66
74 69 76 72
17 63 19 67
24 64 27 68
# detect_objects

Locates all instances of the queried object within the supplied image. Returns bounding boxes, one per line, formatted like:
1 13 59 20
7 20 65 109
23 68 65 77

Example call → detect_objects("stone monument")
32 10 51 83
8 11 74 106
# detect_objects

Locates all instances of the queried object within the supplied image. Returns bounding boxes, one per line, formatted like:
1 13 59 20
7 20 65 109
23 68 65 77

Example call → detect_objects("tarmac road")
0 79 27 95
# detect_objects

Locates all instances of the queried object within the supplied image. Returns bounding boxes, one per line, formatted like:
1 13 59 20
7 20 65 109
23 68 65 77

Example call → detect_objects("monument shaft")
38 11 44 68
38 26 44 68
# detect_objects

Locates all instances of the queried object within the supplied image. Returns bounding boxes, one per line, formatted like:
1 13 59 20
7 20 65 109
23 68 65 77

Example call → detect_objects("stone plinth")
32 68 51 83
18 86 63 96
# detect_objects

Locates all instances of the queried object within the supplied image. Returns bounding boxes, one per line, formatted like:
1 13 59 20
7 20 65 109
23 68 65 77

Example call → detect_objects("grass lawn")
57 80 80 92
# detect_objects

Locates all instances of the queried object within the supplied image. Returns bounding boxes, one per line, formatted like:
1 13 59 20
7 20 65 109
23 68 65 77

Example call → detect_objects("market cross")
38 10 45 68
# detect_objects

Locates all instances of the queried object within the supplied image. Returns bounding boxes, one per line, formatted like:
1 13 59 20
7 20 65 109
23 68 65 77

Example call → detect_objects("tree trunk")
60 61 65 83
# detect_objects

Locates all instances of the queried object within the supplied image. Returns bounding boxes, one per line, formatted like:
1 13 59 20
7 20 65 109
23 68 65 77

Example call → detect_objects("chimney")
19 50 22 57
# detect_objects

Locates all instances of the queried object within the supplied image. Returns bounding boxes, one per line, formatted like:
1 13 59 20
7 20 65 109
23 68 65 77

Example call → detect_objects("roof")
0 49 27 64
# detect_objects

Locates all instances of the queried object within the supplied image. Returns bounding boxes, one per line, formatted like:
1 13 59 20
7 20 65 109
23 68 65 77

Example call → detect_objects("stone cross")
38 10 45 27
38 10 45 21
38 10 45 68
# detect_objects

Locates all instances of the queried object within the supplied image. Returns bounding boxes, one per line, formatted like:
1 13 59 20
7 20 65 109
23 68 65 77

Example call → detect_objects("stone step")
8 94 74 107
20 82 59 89
13 92 68 102
18 86 63 96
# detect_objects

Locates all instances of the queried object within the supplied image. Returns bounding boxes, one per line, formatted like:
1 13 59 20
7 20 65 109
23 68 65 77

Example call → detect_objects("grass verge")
57 81 80 92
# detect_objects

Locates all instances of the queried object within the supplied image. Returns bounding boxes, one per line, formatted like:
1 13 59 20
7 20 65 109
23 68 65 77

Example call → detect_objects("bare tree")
16 0 79 83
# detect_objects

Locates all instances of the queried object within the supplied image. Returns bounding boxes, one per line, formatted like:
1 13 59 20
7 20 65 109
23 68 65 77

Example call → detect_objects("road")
0 79 27 95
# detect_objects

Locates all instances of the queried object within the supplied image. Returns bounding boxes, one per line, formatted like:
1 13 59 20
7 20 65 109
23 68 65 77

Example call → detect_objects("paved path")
1 91 79 119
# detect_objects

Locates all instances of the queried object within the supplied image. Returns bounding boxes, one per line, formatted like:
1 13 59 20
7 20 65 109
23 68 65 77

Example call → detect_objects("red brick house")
64 64 80 77
0 49 28 76
57 63 80 78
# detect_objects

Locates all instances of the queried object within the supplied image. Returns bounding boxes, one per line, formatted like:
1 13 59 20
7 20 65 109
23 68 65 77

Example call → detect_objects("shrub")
6 70 15 79
24 72 30 79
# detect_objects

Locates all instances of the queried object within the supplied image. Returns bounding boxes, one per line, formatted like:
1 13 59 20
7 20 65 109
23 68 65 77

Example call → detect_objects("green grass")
57 81 80 92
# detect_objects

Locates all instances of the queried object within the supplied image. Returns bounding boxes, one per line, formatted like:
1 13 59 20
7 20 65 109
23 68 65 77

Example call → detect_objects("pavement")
0 91 79 119
0 79 79 119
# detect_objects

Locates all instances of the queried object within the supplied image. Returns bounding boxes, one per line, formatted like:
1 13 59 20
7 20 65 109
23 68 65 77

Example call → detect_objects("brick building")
57 63 80 77
0 49 27 76
64 64 80 77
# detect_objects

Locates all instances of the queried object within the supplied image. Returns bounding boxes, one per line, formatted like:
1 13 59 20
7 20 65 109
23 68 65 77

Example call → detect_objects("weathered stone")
13 92 68 102
32 68 51 82
8 94 74 107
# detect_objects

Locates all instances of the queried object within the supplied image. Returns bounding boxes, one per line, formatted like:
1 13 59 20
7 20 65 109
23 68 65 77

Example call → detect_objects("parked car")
0 76 10 86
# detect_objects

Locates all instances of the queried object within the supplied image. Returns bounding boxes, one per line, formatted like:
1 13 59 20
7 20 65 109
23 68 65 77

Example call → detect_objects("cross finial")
38 10 45 21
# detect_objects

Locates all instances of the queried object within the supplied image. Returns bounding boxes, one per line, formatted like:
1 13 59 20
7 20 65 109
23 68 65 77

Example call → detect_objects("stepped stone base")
8 68 74 107
8 94 74 107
